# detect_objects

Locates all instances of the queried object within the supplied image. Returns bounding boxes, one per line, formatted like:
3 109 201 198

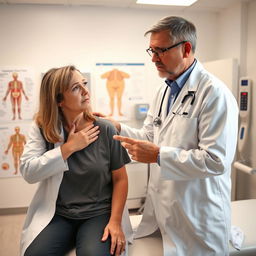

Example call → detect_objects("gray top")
56 118 131 219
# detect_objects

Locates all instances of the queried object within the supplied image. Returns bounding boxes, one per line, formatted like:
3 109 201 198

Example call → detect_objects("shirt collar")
165 59 197 90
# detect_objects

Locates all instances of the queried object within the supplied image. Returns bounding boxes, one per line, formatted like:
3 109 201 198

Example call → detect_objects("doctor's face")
149 30 187 80
59 70 90 115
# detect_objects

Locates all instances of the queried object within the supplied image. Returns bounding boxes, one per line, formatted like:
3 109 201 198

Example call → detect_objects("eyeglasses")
146 41 187 57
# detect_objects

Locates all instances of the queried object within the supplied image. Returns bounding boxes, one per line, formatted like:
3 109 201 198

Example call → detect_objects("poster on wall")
94 63 146 121
0 122 31 178
0 68 37 122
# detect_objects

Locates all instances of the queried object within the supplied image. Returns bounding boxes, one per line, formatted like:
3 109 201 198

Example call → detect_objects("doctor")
107 16 238 255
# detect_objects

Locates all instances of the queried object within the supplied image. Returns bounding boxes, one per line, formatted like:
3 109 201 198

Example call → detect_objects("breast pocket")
169 115 198 149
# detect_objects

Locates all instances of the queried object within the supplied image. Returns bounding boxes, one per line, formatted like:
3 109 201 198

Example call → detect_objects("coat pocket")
170 116 198 149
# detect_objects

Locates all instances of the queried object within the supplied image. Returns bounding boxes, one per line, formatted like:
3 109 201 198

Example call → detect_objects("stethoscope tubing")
153 86 196 127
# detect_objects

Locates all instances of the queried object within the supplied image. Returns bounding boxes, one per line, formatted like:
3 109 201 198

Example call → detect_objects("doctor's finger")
113 135 137 145
121 142 133 150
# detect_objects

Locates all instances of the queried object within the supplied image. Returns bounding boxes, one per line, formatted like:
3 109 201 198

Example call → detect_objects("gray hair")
145 16 197 53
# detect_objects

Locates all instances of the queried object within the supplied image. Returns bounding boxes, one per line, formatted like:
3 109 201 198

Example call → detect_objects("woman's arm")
20 122 68 184
101 166 128 256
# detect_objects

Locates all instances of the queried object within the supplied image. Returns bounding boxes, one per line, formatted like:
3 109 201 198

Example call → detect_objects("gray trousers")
24 213 111 256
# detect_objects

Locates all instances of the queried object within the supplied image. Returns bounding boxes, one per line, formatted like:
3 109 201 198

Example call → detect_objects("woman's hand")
67 123 99 150
101 221 126 256
61 124 99 160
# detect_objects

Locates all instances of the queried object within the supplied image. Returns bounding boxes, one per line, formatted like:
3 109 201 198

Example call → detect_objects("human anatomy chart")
0 68 36 122
0 68 35 178
94 63 146 121
0 123 31 177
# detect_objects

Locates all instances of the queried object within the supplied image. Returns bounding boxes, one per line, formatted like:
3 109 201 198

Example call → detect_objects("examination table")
128 199 256 256
68 199 256 256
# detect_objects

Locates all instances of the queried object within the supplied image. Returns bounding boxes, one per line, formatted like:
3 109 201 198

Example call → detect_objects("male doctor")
103 16 238 255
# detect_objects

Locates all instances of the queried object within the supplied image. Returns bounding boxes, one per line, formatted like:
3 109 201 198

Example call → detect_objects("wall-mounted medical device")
238 77 251 153
135 103 149 120
234 77 255 175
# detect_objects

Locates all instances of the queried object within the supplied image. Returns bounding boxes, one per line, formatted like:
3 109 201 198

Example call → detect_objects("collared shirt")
157 59 197 166
165 59 197 115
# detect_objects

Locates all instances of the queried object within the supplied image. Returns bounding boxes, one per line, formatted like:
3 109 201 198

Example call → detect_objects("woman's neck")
63 112 91 132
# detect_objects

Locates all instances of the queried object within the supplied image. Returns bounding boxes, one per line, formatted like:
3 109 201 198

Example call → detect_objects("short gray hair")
145 16 197 53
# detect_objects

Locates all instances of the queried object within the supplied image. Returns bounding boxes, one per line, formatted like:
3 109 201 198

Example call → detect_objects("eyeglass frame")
146 40 188 57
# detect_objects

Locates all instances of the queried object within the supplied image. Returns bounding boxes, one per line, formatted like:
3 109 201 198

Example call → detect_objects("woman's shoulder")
29 120 40 133
94 117 117 133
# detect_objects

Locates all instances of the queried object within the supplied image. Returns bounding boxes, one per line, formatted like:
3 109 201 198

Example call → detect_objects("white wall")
217 0 256 199
0 4 218 208
0 4 218 108
235 0 256 199
217 1 248 77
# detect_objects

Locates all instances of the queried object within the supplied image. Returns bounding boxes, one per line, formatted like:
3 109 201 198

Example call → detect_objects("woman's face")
59 70 90 115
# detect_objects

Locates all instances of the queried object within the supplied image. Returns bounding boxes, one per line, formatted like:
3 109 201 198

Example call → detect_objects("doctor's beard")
156 62 175 79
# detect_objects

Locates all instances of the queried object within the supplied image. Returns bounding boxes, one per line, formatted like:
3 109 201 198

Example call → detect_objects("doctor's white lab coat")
19 123 133 256
120 61 238 256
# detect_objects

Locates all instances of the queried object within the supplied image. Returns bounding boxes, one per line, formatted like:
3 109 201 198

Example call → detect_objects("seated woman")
20 65 132 256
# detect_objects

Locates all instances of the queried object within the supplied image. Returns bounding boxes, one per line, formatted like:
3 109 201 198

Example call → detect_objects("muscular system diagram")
2 72 29 120
4 126 26 175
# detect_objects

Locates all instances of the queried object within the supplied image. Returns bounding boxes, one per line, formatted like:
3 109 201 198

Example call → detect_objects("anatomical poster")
94 63 146 121
0 68 37 122
0 122 31 178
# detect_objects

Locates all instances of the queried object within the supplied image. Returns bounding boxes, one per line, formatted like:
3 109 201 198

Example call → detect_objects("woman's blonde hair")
35 65 95 143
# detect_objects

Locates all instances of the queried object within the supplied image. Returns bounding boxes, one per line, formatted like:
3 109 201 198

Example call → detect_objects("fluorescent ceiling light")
136 0 198 6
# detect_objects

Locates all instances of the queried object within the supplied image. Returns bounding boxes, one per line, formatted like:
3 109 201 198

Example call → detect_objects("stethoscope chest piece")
153 116 162 127
153 86 196 127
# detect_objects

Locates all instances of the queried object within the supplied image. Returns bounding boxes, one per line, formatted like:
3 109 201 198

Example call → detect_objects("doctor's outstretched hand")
113 135 159 163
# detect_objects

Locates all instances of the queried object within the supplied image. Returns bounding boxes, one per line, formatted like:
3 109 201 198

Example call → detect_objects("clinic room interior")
0 0 256 255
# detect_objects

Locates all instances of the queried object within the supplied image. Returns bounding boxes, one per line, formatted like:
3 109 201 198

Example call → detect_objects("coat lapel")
157 61 204 140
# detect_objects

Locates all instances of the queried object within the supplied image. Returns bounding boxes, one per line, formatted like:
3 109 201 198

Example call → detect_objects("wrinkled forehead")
69 70 87 85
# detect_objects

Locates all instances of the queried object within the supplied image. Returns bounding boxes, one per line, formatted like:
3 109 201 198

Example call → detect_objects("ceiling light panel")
136 0 198 6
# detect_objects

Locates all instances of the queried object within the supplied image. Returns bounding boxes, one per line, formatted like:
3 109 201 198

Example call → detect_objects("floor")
0 209 26 256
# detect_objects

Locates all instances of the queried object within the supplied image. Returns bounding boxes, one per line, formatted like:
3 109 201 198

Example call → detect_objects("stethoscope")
153 86 196 127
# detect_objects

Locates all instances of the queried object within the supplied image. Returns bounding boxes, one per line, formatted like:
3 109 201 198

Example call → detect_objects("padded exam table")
128 199 256 256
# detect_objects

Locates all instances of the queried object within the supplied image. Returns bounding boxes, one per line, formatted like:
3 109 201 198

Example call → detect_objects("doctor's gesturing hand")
113 135 160 163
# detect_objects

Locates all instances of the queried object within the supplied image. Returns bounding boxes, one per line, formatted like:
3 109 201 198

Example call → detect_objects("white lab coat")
19 122 133 256
121 61 238 256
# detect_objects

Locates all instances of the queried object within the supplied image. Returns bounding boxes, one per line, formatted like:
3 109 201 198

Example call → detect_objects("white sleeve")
20 122 68 184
